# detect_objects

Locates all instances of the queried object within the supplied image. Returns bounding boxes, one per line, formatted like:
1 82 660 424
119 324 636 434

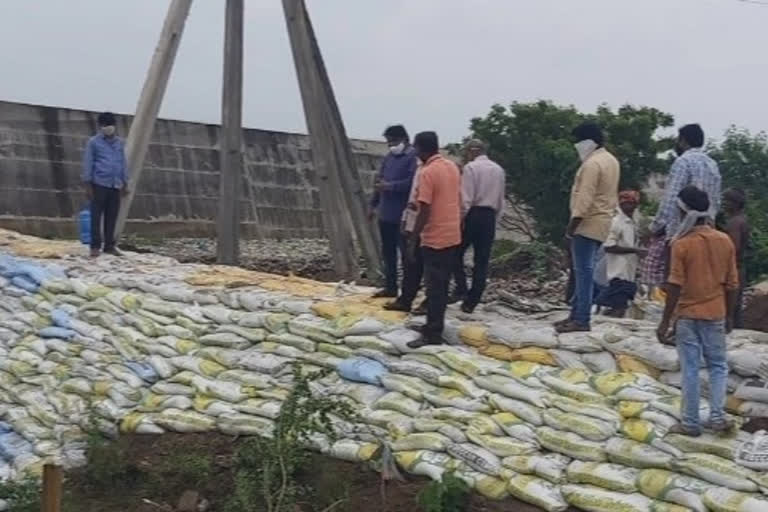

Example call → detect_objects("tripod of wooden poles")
114 0 381 281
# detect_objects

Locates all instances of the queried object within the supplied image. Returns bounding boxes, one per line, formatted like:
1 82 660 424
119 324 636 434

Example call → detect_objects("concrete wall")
0 100 386 239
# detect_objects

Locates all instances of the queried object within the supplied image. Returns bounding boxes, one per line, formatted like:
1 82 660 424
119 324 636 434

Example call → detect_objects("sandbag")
337 357 387 385
505 473 568 512
473 375 549 407
394 449 461 481
373 392 422 417
447 442 502 476
673 453 758 492
542 409 617 441
560 484 654 512
735 430 768 471
605 437 672 469
536 426 607 462
487 394 544 426
501 453 569 484
636 469 709 512
702 487 768 512
466 431 537 457
566 461 639 493
486 324 558 349
390 432 451 452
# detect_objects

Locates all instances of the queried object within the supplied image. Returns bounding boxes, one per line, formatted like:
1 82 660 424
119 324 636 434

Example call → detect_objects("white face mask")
574 139 598 162
389 142 405 155
101 125 116 137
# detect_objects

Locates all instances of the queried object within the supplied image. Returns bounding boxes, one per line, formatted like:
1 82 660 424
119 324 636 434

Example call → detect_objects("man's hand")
725 317 734 335
657 320 675 346
121 185 130 197
406 234 419 263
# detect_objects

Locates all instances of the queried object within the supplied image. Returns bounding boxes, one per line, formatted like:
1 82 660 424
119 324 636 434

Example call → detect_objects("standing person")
645 124 721 282
657 186 739 436
369 125 419 298
406 132 461 348
722 188 750 328
595 190 647 317
82 112 129 258
556 122 620 333
384 162 426 314
452 139 506 314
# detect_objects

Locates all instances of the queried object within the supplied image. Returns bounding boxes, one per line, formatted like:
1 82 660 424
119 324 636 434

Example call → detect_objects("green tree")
709 127 768 283
467 100 675 242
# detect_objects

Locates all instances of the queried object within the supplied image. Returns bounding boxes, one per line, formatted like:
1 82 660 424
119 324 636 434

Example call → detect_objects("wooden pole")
216 0 245 265
41 464 62 512
115 0 194 240
282 0 382 281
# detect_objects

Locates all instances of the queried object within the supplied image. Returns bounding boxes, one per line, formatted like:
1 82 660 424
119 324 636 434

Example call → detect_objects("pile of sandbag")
1 240 768 511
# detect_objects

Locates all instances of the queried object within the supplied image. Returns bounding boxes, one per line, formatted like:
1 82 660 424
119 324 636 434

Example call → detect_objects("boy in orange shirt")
657 186 739 436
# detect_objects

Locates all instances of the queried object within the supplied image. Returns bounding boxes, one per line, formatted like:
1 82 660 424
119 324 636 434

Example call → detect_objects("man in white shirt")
453 139 506 313
595 190 647 317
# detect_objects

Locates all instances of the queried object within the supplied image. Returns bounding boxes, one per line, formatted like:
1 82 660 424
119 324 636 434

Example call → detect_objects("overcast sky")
1 0 766 143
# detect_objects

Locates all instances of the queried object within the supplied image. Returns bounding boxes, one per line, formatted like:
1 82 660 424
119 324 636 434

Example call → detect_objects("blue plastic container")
79 205 91 245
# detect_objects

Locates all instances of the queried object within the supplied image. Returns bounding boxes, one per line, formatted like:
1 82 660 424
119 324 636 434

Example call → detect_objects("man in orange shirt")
657 186 739 437
406 131 461 348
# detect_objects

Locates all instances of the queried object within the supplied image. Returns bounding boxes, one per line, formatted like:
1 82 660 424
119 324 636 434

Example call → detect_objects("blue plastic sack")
336 357 387 385
0 423 12 435
15 263 50 285
124 361 160 383
0 431 33 461
50 309 72 329
39 326 76 340
79 205 91 245
10 275 38 293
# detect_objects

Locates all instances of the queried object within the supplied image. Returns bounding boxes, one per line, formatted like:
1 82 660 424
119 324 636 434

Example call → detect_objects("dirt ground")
62 433 563 512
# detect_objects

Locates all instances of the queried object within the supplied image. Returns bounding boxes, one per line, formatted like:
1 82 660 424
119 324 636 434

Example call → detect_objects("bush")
0 476 40 512
417 472 470 512
226 365 357 512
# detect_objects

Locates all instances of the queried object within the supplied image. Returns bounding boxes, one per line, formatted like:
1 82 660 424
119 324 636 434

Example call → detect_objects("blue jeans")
570 235 601 326
676 318 728 430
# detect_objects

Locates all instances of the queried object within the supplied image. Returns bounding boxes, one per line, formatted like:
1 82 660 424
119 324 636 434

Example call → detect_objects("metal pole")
115 0 193 239
283 0 383 281
216 0 245 265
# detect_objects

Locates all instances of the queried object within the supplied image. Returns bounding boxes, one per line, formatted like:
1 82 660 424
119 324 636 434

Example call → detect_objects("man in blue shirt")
82 112 129 258
369 125 418 297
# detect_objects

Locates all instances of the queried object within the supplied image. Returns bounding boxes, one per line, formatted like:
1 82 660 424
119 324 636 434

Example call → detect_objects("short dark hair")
413 131 439 154
679 124 705 148
724 187 747 209
571 122 604 146
97 112 116 126
678 185 710 213
383 125 409 141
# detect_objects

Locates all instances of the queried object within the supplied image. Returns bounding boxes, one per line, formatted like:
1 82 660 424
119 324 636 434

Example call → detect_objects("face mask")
101 125 116 137
389 142 405 155
574 140 598 162
674 143 685 157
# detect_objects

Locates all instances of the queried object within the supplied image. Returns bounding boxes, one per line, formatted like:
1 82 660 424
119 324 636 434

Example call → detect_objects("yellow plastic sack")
616 355 661 379
508 347 556 366
459 325 489 348
480 344 514 361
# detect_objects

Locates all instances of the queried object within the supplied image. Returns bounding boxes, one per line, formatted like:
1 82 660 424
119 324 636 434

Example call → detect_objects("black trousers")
379 221 405 293
399 235 424 308
423 245 459 339
454 207 496 307
91 184 121 251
